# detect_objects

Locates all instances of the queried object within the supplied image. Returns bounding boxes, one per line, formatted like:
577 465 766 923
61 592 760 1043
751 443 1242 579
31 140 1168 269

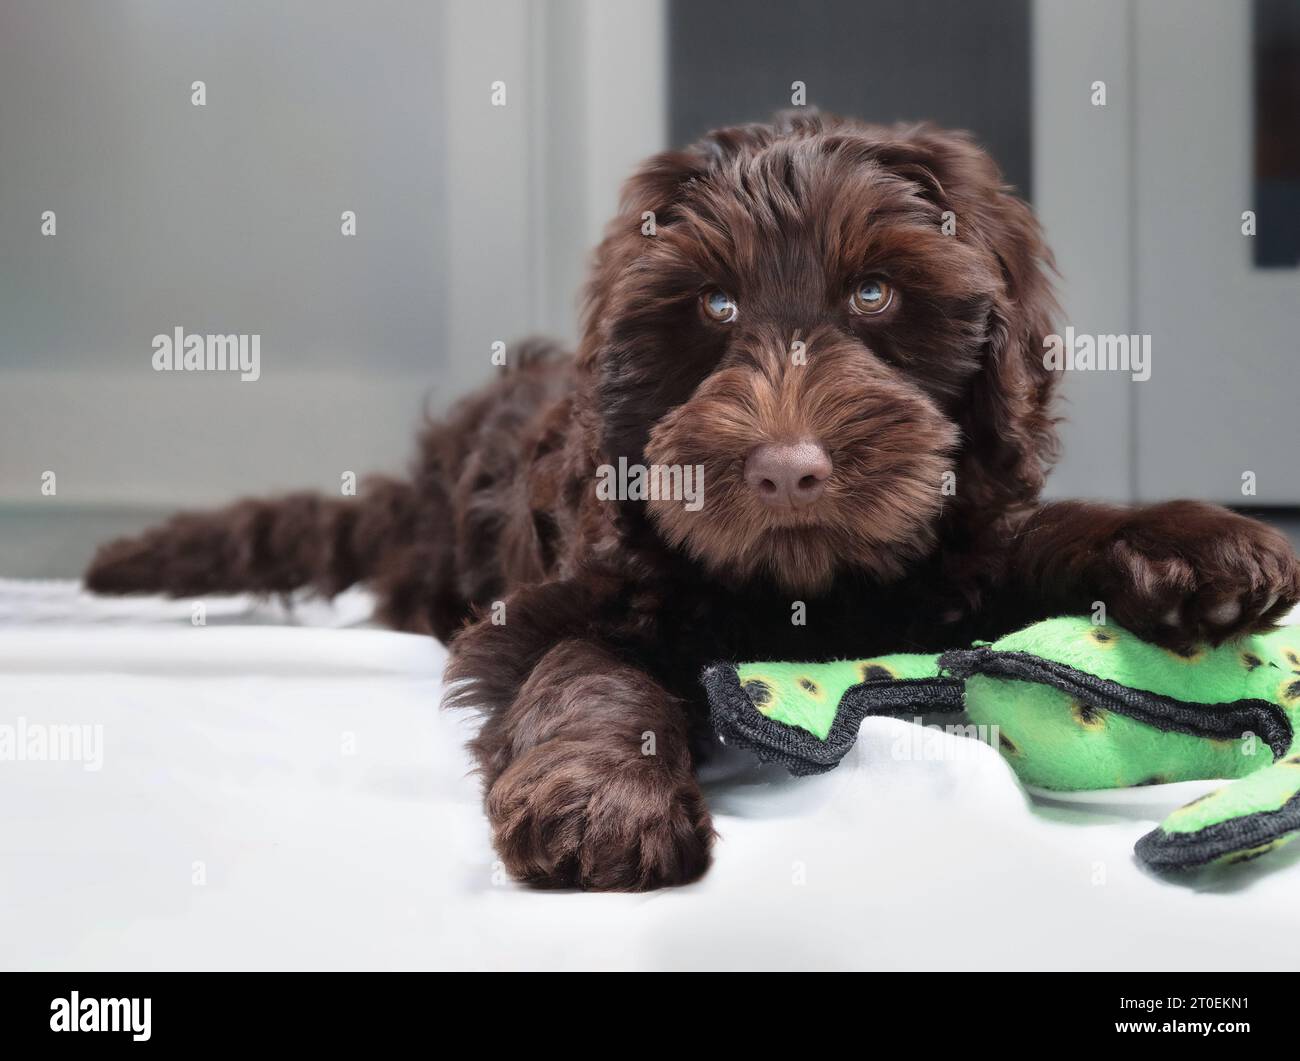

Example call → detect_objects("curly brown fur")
86 112 1300 890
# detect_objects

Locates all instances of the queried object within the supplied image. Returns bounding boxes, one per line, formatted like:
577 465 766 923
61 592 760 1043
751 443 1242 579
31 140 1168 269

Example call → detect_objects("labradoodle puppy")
87 111 1300 891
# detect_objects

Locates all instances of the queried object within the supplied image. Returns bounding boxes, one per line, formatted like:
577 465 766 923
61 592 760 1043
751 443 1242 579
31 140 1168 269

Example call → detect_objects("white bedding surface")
2 578 1298 971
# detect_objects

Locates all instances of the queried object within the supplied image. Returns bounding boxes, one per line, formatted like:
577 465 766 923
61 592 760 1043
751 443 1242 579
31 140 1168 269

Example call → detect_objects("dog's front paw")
485 740 715 891
1098 502 1300 649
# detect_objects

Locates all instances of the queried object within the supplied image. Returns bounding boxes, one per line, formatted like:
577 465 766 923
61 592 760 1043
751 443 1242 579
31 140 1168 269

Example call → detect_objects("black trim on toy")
1135 790 1300 871
703 662 964 776
939 647 1294 759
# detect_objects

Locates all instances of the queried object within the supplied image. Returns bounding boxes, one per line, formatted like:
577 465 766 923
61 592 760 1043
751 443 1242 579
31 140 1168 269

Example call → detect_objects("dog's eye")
849 278 894 315
700 289 738 323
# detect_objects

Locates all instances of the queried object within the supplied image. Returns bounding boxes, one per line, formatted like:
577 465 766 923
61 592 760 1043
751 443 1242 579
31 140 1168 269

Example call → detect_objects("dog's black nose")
744 441 831 508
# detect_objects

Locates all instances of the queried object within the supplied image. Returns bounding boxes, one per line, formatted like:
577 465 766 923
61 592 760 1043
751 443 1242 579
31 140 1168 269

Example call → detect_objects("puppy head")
579 112 1058 594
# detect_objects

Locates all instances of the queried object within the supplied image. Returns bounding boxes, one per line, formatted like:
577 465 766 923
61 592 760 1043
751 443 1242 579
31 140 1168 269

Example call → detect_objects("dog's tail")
83 477 419 602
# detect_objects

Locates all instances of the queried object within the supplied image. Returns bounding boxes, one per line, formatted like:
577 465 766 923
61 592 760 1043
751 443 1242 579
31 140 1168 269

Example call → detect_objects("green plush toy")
703 616 1300 872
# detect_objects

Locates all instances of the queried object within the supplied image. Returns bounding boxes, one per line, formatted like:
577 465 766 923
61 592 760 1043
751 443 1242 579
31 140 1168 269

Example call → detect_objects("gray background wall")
1 0 1296 576
0 0 664 573
1 0 450 511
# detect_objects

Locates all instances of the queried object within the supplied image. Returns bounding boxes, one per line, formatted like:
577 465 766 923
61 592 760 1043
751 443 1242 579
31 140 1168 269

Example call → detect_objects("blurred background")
1 0 1297 576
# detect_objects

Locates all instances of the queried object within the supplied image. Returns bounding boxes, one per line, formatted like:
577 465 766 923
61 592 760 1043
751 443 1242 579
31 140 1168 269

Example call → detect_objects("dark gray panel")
670 0 1032 199
1254 0 1300 268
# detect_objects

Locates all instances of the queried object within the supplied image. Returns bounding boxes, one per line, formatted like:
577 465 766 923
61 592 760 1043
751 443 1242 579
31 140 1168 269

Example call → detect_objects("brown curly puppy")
86 112 1300 891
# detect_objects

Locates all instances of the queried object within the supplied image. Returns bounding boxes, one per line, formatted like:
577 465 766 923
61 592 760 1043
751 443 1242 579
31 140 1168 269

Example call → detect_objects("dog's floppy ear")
615 148 710 224
578 148 709 371
872 126 1061 510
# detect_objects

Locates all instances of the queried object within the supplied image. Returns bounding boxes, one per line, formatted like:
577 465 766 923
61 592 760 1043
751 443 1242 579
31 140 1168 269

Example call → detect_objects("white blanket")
2 578 1297 970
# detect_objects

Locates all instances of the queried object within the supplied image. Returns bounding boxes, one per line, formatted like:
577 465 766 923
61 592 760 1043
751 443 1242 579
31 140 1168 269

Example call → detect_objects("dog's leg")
446 584 714 891
1004 500 1300 649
